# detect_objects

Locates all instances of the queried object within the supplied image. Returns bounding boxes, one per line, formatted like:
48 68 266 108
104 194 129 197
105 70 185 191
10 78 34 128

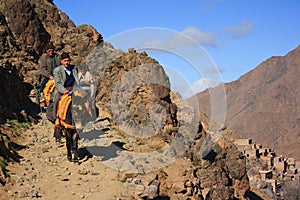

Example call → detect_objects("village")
234 138 300 196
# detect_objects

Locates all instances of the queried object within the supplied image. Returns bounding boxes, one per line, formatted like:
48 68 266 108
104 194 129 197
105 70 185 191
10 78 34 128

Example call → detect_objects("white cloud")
141 25 217 51
225 21 254 38
178 77 218 99
173 26 217 47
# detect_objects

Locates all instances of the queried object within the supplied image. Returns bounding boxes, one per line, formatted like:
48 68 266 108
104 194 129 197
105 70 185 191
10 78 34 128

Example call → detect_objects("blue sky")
53 0 300 98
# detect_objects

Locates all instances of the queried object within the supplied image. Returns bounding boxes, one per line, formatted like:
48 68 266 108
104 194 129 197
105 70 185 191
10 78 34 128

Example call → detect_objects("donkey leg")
65 130 72 161
72 131 79 163
54 126 62 143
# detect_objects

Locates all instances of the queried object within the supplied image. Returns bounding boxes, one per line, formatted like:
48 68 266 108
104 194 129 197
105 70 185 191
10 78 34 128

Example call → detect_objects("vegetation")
6 119 31 137
0 157 6 170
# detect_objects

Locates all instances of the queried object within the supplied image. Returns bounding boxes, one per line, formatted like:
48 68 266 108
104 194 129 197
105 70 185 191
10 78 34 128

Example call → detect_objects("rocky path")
2 115 135 200
0 99 254 200
0 93 208 200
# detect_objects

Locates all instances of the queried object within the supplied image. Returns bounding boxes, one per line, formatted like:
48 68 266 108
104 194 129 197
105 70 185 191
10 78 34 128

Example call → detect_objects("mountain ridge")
195 44 300 160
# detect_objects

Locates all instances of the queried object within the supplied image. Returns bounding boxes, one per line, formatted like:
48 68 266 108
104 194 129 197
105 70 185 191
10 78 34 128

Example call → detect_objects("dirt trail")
2 115 134 200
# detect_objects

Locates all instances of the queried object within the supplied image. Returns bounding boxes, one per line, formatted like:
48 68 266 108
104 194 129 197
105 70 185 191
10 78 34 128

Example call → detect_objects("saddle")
55 93 75 129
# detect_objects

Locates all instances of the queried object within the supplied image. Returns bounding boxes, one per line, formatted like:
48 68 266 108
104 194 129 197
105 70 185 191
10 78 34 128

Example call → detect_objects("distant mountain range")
194 45 300 161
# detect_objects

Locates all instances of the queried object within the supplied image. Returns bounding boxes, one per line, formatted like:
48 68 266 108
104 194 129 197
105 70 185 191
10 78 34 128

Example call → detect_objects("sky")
53 0 300 98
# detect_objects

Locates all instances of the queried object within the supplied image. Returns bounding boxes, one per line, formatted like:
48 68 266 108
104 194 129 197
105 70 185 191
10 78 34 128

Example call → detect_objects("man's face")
61 58 71 67
46 49 54 57
80 70 86 75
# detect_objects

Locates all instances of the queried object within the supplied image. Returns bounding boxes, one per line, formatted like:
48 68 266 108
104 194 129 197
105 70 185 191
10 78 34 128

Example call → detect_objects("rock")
41 147 49 153
77 168 90 175
90 171 100 176
30 190 39 198
172 181 185 193
127 183 145 196
142 185 159 199
88 47 178 135
60 177 69 181
201 188 211 199
199 133 217 161
0 167 7 186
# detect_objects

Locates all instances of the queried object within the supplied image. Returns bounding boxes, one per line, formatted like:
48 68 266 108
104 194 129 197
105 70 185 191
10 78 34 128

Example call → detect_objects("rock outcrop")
83 46 178 134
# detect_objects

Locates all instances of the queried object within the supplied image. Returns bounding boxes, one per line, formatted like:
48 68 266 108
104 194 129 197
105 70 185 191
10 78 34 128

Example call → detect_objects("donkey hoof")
67 156 72 162
73 159 79 165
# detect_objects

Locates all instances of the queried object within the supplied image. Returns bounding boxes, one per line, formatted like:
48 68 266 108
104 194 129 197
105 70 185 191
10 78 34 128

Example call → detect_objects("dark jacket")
39 54 61 78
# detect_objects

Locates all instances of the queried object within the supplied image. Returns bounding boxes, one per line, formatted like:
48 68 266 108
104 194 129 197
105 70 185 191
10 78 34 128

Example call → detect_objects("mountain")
195 45 300 160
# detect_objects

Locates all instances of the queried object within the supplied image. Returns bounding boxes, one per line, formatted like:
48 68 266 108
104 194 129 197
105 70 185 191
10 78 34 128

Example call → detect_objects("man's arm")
40 55 52 78
87 72 95 97
53 67 66 94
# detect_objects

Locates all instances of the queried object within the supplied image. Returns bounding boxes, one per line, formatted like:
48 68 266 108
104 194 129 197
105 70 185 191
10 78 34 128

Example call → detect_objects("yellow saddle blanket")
43 79 55 106
55 94 75 129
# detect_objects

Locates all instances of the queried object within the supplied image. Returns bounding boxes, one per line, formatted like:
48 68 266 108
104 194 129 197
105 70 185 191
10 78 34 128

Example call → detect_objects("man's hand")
63 90 69 95
49 76 54 80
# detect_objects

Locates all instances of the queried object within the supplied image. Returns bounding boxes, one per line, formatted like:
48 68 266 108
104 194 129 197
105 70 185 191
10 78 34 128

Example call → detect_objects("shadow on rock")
85 141 126 161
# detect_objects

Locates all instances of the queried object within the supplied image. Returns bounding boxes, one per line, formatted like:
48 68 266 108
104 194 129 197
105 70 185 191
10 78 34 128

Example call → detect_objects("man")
53 52 79 116
77 63 97 124
53 52 79 142
78 63 95 98
39 42 61 92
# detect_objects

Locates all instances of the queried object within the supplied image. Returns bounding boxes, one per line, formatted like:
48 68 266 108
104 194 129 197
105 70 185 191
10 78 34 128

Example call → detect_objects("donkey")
55 87 94 163
55 92 79 163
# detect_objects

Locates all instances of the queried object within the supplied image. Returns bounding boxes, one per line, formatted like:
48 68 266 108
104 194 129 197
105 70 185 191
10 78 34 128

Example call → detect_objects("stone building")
234 138 300 197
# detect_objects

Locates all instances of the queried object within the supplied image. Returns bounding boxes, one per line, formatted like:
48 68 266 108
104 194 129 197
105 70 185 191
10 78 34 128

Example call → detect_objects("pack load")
42 79 55 106
43 79 56 123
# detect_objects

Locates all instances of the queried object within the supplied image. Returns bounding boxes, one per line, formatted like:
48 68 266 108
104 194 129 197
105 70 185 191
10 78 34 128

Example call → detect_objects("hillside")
195 45 300 161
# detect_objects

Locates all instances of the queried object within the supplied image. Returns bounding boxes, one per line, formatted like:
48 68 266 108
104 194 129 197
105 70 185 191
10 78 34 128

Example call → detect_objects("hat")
80 63 87 71
61 52 70 60
45 42 55 51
